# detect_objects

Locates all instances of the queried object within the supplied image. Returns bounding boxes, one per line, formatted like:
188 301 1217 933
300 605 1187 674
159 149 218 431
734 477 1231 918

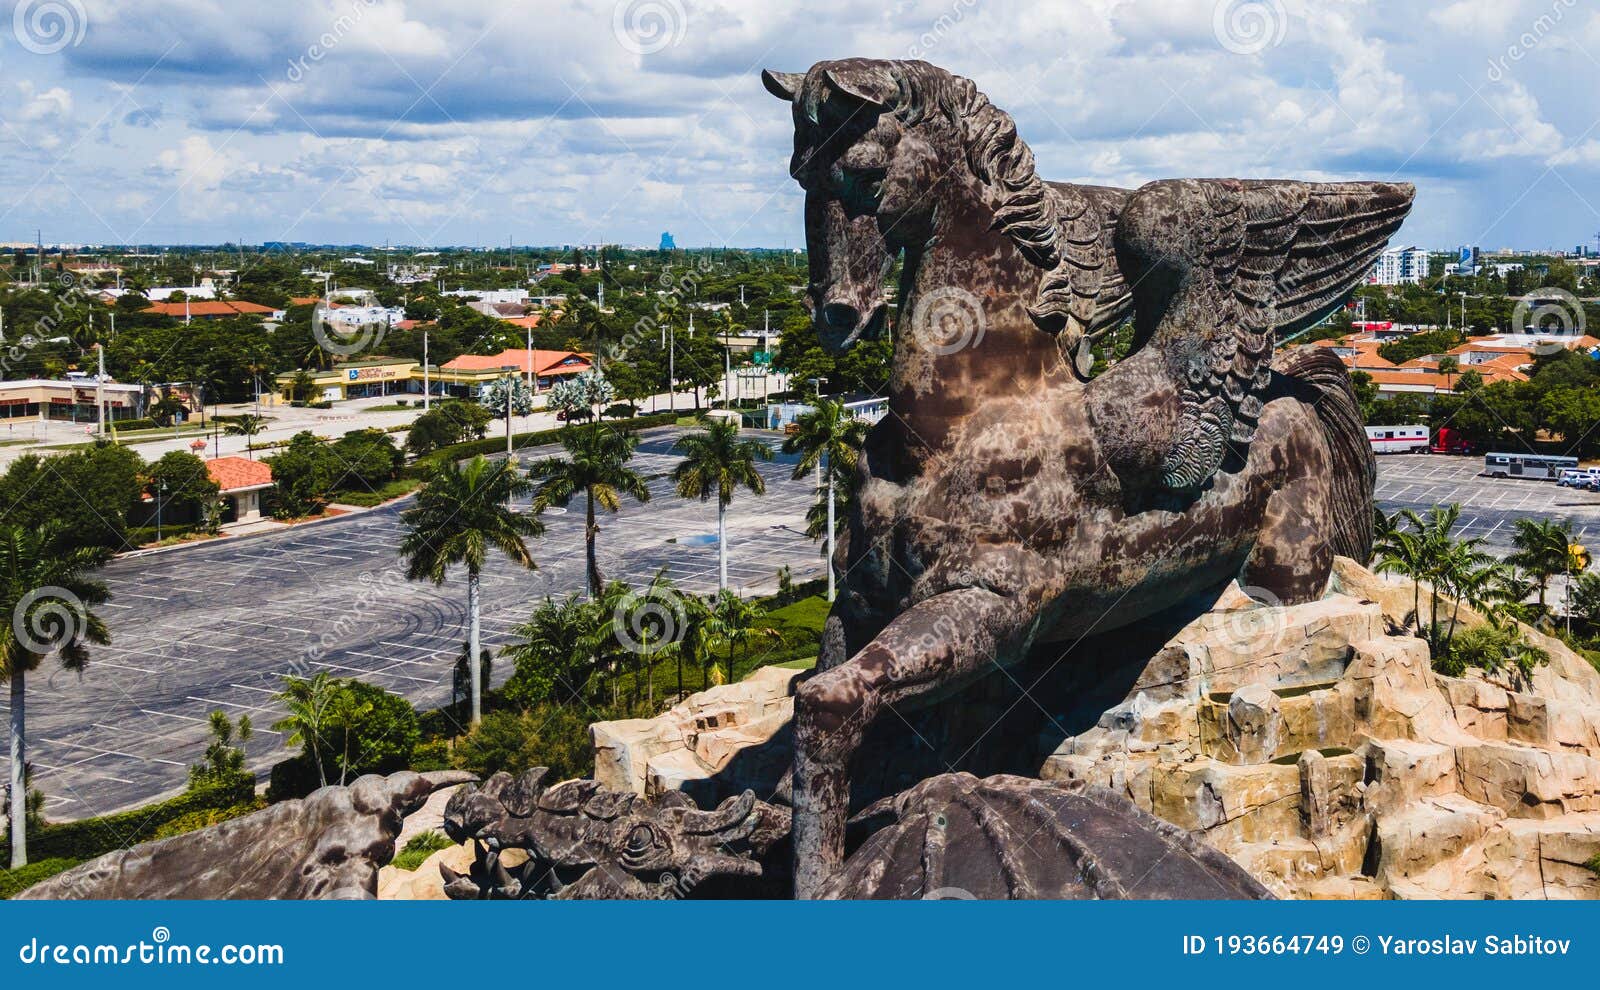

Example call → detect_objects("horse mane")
878 60 1091 334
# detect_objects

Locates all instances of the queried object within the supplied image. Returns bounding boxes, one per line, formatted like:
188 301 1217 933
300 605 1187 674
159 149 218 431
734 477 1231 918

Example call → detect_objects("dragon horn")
681 791 757 835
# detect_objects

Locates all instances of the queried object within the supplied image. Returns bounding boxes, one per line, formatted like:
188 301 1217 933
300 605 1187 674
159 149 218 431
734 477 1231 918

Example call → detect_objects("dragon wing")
1117 178 1414 489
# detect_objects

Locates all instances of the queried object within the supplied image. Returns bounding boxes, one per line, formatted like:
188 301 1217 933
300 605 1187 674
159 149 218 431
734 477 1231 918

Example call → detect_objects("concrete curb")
115 494 416 561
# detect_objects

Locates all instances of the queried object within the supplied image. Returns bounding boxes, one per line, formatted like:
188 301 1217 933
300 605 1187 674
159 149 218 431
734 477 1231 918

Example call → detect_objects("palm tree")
527 427 650 598
1 524 112 868
501 594 599 708
1373 504 1467 652
675 592 716 700
273 672 337 788
709 589 777 684
399 456 542 725
1508 517 1570 611
671 419 772 590
223 414 268 459
783 400 869 601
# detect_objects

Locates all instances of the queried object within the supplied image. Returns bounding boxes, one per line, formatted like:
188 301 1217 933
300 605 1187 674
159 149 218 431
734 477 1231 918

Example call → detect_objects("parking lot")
1374 453 1600 552
2 429 827 819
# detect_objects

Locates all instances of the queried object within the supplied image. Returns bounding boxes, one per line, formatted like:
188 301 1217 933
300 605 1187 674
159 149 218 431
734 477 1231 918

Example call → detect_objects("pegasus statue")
761 58 1411 896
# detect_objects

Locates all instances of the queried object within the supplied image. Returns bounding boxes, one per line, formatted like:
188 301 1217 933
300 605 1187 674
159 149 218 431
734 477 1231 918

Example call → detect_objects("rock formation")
594 558 1600 899
19 771 474 900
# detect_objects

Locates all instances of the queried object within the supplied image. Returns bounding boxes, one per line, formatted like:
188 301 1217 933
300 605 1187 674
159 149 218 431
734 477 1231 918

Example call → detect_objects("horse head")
763 60 954 353
764 59 1105 364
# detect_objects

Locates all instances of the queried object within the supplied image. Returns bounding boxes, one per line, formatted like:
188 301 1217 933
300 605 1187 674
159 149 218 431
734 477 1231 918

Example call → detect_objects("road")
7 447 1593 822
2 429 825 820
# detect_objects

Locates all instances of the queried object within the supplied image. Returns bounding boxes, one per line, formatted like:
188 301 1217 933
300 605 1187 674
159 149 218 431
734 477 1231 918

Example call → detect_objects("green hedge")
11 778 255 862
408 412 679 474
0 858 81 899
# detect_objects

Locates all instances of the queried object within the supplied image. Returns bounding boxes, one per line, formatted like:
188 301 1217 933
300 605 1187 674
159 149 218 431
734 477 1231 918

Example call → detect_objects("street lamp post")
156 481 167 542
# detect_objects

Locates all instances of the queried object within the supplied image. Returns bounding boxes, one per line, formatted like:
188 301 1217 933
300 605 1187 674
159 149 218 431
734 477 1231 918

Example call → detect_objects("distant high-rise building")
1369 246 1429 285
659 231 677 251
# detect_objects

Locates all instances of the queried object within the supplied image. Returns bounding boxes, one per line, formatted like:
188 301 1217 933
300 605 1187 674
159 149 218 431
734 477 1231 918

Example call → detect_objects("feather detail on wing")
1154 179 1414 489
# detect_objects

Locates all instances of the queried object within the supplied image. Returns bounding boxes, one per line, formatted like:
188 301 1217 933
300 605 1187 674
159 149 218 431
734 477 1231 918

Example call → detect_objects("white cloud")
0 0 1595 249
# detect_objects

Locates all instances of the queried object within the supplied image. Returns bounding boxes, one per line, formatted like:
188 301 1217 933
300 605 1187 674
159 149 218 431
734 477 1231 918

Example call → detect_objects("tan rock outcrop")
1042 559 1600 899
589 665 799 800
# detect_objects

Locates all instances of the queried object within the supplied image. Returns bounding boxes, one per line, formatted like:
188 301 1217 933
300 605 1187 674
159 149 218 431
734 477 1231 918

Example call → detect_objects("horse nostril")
821 303 859 331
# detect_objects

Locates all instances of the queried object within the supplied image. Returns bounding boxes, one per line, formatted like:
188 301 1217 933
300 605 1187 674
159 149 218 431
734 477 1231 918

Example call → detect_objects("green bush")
12 777 254 862
1440 623 1550 686
409 738 452 771
451 705 593 782
391 829 455 871
150 798 266 840
0 858 81 899
408 413 677 474
109 417 159 432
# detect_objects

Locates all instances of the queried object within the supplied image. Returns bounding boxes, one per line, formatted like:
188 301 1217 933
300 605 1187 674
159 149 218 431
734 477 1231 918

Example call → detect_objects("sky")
1 0 1599 252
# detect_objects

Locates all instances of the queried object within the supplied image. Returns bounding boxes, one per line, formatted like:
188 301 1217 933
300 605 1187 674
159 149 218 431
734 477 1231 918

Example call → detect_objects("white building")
442 288 529 305
323 305 406 328
1368 246 1430 285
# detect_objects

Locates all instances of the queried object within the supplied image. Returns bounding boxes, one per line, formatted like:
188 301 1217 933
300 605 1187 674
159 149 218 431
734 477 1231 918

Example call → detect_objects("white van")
1365 424 1429 454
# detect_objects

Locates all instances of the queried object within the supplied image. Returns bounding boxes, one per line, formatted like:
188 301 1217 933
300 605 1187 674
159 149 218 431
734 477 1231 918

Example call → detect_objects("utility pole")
668 322 675 414
423 330 431 412
95 344 105 438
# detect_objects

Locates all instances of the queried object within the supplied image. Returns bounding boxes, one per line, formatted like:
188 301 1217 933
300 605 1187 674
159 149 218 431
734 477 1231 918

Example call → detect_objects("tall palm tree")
782 400 869 602
671 419 772 590
399 456 542 725
527 427 650 598
1 524 112 868
1508 517 1571 610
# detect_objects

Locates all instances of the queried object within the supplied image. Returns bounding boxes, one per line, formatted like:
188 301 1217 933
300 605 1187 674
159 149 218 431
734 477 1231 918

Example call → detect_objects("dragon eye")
626 824 658 851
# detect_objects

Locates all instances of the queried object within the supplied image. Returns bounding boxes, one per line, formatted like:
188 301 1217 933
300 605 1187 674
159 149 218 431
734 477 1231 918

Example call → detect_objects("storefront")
0 379 145 423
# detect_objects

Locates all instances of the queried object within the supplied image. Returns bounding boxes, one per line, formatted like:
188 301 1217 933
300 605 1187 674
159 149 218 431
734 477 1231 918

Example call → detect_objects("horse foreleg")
792 588 1022 899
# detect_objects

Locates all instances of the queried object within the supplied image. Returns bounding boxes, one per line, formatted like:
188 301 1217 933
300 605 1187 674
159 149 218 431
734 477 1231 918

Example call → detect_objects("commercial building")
273 349 592 403
0 378 146 423
1368 246 1431 285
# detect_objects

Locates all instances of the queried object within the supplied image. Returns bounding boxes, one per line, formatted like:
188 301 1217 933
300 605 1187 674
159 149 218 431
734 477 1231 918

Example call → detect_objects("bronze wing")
1116 178 1414 489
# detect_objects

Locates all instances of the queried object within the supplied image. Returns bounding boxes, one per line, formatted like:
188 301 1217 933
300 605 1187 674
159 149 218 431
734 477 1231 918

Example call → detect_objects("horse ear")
821 67 892 112
762 69 804 102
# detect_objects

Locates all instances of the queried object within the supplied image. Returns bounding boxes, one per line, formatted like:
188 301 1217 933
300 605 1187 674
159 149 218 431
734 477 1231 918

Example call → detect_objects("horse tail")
1275 346 1375 563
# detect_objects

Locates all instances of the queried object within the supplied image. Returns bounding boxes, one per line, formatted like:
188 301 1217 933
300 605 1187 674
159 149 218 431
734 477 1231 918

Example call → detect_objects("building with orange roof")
144 299 282 321
205 456 274 523
272 349 591 403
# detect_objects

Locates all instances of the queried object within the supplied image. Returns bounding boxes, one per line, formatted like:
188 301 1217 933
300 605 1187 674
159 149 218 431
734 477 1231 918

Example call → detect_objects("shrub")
1441 623 1551 687
391 829 455 871
14 778 254 862
450 705 593 782
150 798 266 840
603 403 638 419
409 738 452 772
0 858 81 899
329 428 404 489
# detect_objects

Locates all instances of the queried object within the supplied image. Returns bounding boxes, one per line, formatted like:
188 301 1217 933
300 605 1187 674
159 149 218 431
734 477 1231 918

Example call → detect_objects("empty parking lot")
3 429 826 819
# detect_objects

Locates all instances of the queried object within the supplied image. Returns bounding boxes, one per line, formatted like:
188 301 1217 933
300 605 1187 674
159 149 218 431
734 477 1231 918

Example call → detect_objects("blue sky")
2 0 1599 251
